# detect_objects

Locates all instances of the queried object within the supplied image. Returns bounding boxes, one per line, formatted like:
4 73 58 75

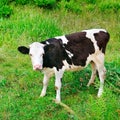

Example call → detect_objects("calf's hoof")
40 93 46 97
53 99 61 104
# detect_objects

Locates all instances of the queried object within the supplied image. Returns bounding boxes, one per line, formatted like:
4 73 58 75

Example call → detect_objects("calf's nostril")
34 65 41 70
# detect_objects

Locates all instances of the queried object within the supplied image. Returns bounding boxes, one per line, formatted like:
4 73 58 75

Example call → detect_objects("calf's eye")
29 54 32 57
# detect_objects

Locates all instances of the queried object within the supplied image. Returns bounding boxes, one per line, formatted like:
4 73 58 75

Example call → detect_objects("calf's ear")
18 46 29 54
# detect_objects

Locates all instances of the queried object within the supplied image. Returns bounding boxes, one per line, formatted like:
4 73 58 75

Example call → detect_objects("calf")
18 29 110 103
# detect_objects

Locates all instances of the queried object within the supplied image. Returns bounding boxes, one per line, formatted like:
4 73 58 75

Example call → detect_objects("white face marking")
29 42 45 70
55 36 68 44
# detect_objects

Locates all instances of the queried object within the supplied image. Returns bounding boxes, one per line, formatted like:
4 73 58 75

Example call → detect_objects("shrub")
0 0 12 18
83 0 98 4
34 0 57 9
85 4 95 11
15 0 34 5
0 5 12 18
66 1 82 13
99 1 120 13
15 0 29 5
106 62 120 95
0 0 8 5
60 0 82 13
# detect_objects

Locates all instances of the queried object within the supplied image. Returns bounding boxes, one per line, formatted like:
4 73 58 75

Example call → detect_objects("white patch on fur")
55 36 68 44
86 50 105 68
65 50 73 58
83 29 107 52
83 29 107 34
46 41 50 45
62 60 84 71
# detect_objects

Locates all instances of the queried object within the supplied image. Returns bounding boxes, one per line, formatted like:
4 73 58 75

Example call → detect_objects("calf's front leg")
40 69 54 97
40 74 50 97
54 68 64 103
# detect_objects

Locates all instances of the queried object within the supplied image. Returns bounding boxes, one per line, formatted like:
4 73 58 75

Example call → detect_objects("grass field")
0 2 120 120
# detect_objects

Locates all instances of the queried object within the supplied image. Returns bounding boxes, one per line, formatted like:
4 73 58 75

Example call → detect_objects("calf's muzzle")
33 64 42 70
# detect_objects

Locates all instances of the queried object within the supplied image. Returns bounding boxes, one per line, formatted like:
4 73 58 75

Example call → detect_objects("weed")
99 1 120 13
0 0 13 18
34 0 57 8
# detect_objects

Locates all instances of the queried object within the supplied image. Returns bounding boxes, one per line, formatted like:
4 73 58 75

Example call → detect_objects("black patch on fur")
65 32 95 66
43 38 71 70
41 41 46 44
41 30 109 69
94 31 110 53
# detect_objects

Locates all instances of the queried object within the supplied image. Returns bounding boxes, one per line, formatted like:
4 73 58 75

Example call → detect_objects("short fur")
18 29 110 102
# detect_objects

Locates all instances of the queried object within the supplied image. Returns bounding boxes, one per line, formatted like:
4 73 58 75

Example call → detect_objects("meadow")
0 1 120 120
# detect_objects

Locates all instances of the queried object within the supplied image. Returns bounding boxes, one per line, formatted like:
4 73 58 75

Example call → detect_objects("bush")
83 0 98 4
34 0 57 8
99 1 120 13
85 4 95 12
59 0 82 13
65 1 82 13
0 0 12 18
15 0 34 5
0 0 8 5
15 0 29 5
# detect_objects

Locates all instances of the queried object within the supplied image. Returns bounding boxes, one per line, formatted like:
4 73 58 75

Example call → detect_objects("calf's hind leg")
93 53 106 97
87 61 97 87
97 65 106 97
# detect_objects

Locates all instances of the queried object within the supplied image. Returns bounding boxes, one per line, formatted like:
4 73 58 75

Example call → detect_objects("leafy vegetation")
99 0 120 13
0 0 120 120
15 0 30 5
34 0 57 8
1 0 120 18
0 0 12 18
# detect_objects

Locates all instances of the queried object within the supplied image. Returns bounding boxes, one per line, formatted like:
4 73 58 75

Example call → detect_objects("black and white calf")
18 29 110 103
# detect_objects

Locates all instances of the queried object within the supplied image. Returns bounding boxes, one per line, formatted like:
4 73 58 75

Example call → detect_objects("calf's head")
18 42 45 70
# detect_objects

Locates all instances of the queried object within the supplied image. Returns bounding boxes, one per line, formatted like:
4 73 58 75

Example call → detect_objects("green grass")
0 2 120 120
